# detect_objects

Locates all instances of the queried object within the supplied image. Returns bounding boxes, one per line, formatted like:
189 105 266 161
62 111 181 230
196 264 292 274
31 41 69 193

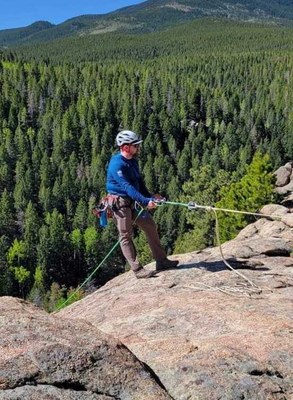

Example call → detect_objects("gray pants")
108 197 166 271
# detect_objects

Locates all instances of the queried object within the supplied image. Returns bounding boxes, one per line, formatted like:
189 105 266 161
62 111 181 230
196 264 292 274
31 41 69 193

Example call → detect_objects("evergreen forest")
0 19 292 310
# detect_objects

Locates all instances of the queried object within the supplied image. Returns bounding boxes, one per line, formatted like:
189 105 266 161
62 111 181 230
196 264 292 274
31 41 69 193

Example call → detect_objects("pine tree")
73 199 88 231
0 189 15 238
28 265 46 307
216 152 276 242
23 201 40 270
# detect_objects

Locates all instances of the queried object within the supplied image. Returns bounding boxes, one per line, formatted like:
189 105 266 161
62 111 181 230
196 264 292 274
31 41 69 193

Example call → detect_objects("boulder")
260 204 289 217
0 297 172 400
276 180 293 194
60 211 293 400
281 213 293 228
217 213 293 260
273 162 293 201
273 164 292 187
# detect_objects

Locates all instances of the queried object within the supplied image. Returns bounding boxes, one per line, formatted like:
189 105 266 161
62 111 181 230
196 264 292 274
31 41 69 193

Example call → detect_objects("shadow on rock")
177 260 270 272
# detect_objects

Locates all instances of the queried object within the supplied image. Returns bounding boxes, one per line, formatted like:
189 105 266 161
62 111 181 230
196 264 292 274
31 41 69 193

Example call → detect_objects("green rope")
55 207 144 311
56 239 121 311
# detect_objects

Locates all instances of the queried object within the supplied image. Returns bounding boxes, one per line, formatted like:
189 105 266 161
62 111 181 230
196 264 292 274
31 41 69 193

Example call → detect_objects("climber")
106 130 179 279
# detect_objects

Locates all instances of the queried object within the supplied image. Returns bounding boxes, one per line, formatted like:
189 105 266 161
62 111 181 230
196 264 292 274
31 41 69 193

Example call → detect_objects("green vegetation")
10 19 293 63
215 152 276 242
0 19 291 309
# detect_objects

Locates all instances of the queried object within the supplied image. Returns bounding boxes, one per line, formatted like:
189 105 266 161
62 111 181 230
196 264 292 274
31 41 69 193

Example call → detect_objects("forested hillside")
0 19 292 309
11 19 293 63
1 0 293 46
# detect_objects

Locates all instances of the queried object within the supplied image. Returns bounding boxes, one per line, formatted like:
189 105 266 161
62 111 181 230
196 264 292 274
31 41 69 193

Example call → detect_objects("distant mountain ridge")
1 0 293 47
0 21 55 47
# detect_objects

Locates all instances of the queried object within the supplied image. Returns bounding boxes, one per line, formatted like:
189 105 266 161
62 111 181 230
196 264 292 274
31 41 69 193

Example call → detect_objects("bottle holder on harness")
92 195 114 227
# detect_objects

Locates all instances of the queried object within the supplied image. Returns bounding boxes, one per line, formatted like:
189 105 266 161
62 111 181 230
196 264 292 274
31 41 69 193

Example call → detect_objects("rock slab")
60 207 293 400
0 297 172 400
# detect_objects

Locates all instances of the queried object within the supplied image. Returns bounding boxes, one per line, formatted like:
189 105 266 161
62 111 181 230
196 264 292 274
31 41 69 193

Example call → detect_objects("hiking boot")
134 268 157 279
156 258 179 271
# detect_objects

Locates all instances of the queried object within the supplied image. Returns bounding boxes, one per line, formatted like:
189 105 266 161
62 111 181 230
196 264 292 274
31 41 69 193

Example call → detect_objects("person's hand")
147 200 157 209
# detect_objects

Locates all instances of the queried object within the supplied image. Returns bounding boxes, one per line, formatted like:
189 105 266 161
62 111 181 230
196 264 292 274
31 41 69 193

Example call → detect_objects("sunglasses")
130 143 140 148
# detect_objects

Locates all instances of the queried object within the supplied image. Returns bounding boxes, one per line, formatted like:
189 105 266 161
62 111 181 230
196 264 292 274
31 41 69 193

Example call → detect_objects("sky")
0 0 145 30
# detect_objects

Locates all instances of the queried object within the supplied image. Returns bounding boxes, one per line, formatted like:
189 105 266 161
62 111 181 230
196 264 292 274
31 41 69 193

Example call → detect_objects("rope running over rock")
160 200 281 297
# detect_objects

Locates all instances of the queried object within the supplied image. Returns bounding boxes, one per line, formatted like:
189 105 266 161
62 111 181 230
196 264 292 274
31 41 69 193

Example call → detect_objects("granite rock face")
274 163 292 187
0 297 172 400
275 161 293 196
60 204 293 400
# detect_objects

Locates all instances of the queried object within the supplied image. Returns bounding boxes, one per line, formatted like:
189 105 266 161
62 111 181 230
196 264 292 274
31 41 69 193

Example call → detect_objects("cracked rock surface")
60 204 293 400
0 297 172 400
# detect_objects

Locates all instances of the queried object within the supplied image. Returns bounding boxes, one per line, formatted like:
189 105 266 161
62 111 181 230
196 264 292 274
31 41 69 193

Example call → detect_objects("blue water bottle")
100 210 108 227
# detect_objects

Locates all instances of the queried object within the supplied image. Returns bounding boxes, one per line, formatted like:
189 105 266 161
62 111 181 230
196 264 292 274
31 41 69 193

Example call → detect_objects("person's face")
129 143 140 157
121 143 141 158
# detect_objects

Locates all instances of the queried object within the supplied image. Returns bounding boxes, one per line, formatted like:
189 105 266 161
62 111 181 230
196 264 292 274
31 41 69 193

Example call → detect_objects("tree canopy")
0 20 291 309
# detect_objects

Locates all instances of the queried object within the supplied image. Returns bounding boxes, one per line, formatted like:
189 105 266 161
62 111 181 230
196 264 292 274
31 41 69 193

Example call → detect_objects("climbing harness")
92 195 118 227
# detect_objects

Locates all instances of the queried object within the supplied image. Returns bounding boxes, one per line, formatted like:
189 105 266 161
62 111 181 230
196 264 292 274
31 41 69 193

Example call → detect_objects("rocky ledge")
59 204 293 400
0 297 172 400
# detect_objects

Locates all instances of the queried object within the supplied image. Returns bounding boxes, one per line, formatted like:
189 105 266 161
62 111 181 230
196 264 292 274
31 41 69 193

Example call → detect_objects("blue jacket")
106 153 152 206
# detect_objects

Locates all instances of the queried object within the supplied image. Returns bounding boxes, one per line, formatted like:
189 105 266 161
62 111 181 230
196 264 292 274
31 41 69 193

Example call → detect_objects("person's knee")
119 231 132 242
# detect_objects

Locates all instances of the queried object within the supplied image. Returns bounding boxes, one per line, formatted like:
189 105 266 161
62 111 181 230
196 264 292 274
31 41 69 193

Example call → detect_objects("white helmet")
116 130 143 147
